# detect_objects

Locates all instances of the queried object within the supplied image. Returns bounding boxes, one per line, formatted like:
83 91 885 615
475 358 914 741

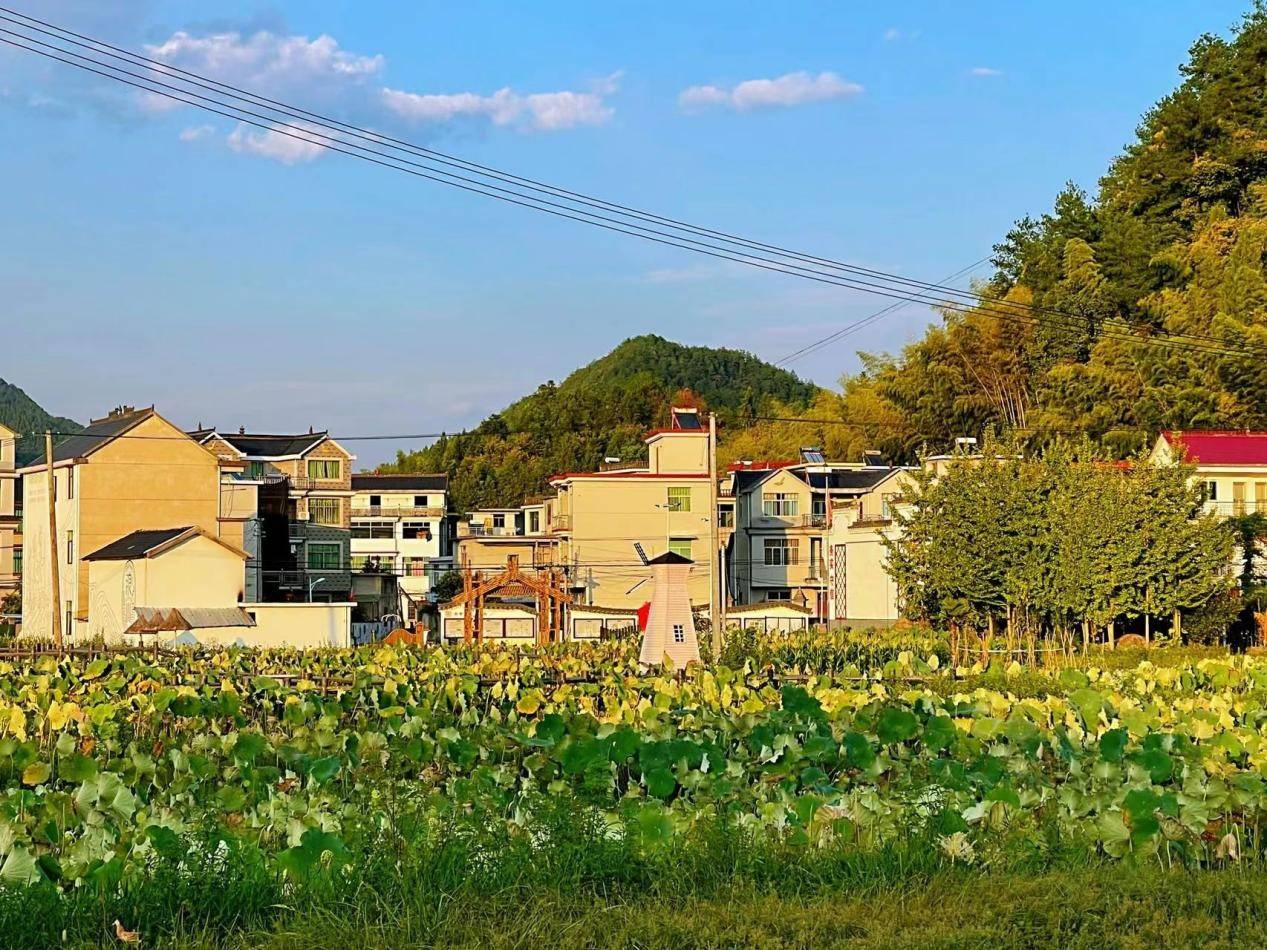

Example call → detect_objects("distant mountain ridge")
387 335 819 510
0 378 82 466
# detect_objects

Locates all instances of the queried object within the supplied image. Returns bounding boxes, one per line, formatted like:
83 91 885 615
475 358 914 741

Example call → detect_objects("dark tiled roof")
25 408 155 468
216 432 328 457
797 468 897 491
84 527 193 561
647 551 693 565
731 470 775 494
352 473 448 491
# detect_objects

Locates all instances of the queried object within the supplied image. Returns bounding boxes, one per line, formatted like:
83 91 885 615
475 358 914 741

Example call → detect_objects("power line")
1 14 1264 363
774 258 990 366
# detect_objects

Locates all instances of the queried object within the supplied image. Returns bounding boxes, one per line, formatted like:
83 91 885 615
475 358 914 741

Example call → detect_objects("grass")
184 866 1267 949
11 805 1267 948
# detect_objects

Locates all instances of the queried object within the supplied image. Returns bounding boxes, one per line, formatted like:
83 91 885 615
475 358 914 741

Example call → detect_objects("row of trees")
883 441 1234 650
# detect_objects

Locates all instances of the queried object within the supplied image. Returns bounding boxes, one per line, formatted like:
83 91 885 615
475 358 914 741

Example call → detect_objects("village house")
19 407 223 640
0 423 20 606
190 427 356 603
349 473 453 624
727 449 898 618
548 408 716 610
455 500 560 577
1150 430 1267 517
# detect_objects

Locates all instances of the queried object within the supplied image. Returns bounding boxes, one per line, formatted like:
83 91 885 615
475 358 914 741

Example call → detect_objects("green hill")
0 378 81 466
387 335 817 509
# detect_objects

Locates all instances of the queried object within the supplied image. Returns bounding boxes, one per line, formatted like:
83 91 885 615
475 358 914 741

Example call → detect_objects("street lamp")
309 576 327 602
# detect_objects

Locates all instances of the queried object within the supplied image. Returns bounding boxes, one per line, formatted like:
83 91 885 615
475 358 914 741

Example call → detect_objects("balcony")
552 514 572 532
466 524 518 537
756 512 828 528
352 505 445 518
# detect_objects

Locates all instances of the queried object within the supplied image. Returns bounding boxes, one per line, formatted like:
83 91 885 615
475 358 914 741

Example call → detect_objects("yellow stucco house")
19 407 223 640
1150 430 1267 517
0 422 19 606
549 408 715 610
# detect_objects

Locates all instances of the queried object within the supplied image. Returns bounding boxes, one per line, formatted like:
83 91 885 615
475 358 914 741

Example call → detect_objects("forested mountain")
387 335 817 509
0 378 81 466
730 6 1267 466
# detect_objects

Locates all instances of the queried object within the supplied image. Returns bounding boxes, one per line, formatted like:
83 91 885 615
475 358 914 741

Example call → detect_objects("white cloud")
678 71 861 113
381 81 615 132
883 28 903 41
969 66 1003 77
226 122 326 165
145 30 383 93
136 27 618 156
178 124 214 141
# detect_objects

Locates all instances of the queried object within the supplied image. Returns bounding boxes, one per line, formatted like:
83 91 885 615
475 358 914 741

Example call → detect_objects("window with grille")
718 505 734 528
668 538 692 559
667 486 692 512
763 538 799 566
352 521 393 539
309 498 341 525
247 461 265 479
672 623 685 643
307 459 341 480
66 530 73 564
402 521 431 540
762 492 798 517
307 543 341 570
12 548 20 576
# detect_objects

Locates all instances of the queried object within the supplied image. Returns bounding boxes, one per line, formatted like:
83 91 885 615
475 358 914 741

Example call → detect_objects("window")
309 498 341 526
528 510 541 533
64 600 72 635
492 513 506 529
66 529 73 564
762 492 798 517
667 486 692 512
408 557 427 577
402 521 432 540
247 461 265 479
350 555 370 571
812 496 826 517
414 495 428 507
66 468 73 500
368 494 382 507
1205 480 1218 502
668 538 693 559
881 493 899 519
13 548 21 576
307 459 341 481
672 623 685 644
1257 483 1267 514
307 543 341 570
766 589 792 601
1234 481 1248 515
718 505 734 528
763 538 799 566
352 521 393 539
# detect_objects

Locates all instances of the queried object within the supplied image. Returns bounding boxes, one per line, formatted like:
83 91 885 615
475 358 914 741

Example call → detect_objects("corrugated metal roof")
125 606 255 632
1161 431 1267 465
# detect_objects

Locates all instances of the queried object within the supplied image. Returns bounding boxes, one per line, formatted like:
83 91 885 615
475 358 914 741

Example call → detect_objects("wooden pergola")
452 555 573 645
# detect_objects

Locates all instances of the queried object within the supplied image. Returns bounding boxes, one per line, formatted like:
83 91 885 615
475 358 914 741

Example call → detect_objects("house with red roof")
1151 430 1267 516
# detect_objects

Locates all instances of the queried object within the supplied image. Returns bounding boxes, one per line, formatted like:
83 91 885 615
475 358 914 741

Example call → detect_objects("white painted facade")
350 475 451 621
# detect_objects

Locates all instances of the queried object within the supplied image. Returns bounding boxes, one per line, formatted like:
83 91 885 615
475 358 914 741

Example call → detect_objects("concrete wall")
648 431 710 475
234 602 352 648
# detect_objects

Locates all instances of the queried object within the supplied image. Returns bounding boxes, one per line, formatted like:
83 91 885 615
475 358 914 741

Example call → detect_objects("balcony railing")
552 514 572 531
466 524 518 537
756 512 828 528
351 505 445 518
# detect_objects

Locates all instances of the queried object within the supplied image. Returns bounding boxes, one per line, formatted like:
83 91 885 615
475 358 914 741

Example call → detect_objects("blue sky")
1 0 1252 466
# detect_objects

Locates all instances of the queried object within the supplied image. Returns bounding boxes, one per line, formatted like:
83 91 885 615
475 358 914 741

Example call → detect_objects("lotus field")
5 631 1267 944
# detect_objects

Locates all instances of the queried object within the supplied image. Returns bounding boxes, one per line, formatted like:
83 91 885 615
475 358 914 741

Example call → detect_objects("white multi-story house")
350 474 451 622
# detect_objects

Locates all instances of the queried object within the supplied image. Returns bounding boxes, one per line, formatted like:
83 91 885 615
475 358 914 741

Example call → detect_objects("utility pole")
45 431 63 650
707 412 723 653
